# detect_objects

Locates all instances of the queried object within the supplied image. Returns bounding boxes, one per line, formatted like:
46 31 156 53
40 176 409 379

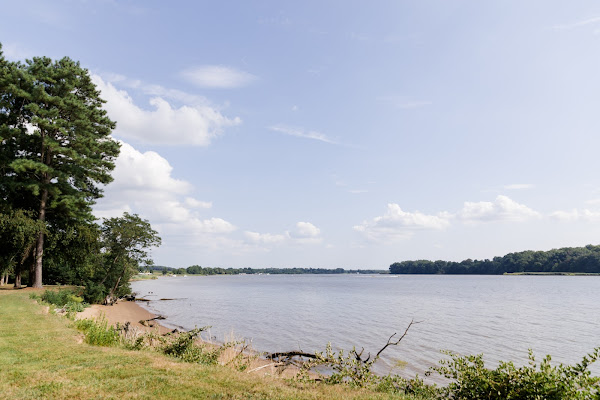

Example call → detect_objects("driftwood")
265 319 420 372
139 315 166 326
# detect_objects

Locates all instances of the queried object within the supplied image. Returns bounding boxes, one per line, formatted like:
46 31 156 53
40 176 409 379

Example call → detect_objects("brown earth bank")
75 296 308 379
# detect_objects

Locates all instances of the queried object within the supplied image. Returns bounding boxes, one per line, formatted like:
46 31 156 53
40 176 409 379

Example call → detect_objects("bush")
427 349 600 400
160 327 224 364
74 317 120 346
41 288 83 307
82 281 107 304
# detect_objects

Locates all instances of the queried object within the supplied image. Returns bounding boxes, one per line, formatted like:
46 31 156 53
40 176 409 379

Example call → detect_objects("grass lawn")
0 288 415 400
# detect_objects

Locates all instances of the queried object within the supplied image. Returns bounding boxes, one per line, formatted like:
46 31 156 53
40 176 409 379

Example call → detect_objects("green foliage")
40 288 83 307
0 209 45 280
82 280 108 304
427 349 600 399
183 265 385 275
159 327 228 365
74 317 120 346
390 244 600 275
38 288 87 318
0 44 120 287
296 342 433 398
96 213 161 303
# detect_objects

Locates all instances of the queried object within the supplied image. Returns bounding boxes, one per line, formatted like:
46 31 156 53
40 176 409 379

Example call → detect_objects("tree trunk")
28 248 36 287
13 265 21 289
33 187 48 289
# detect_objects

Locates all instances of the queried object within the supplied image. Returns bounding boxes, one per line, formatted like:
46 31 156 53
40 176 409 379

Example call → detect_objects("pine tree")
2 51 120 287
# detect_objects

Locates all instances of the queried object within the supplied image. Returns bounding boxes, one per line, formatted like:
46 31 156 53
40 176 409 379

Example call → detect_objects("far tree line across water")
389 244 600 275
148 266 386 276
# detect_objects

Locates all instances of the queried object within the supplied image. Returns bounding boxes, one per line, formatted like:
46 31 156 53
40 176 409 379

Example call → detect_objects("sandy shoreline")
75 299 305 378
77 300 173 335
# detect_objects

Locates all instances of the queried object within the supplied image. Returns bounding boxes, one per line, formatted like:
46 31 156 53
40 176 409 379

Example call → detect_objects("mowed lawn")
0 289 408 400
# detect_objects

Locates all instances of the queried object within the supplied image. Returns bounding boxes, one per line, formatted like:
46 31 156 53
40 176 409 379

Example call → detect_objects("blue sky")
3 1 600 269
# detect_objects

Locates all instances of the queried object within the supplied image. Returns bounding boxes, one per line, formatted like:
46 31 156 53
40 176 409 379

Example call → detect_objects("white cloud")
244 231 287 245
181 66 257 89
458 195 540 223
269 124 338 144
244 222 323 247
93 75 241 146
289 222 321 239
94 142 235 239
504 184 534 190
184 197 212 209
550 209 600 222
354 204 451 241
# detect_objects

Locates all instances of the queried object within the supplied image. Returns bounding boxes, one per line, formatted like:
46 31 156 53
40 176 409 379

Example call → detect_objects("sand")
76 300 172 335
75 299 310 378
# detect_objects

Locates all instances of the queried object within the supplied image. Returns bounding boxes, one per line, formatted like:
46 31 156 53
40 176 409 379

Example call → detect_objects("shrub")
74 317 120 346
41 289 83 307
427 348 600 400
82 281 107 304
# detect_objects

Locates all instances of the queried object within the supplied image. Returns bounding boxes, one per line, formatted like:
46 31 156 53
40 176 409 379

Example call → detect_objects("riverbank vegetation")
4 289 599 399
390 244 600 275
0 289 418 399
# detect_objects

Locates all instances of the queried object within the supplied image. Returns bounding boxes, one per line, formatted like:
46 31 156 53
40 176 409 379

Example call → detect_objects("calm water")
131 275 600 378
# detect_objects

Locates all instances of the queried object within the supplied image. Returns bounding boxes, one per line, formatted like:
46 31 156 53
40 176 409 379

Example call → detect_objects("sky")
2 1 600 269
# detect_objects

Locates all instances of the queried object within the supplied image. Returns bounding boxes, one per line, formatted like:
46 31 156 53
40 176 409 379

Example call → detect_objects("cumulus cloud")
457 195 540 223
354 204 451 241
93 75 241 146
269 124 338 144
355 195 542 241
94 142 235 238
184 197 212 209
550 209 600 222
181 66 257 89
244 222 323 247
244 231 287 245
289 222 321 239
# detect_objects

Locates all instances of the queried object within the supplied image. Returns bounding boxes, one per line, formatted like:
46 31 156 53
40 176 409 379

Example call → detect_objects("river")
131 274 600 379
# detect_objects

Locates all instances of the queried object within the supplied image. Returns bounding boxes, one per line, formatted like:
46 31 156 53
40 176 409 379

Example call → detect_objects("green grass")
0 289 418 400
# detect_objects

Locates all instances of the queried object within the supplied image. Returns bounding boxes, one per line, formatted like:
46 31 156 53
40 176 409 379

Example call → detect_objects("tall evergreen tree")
1 49 120 287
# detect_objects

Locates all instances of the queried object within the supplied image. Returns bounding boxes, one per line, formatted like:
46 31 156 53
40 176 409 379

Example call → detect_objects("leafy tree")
1 48 120 287
96 213 161 304
0 209 45 288
390 245 600 275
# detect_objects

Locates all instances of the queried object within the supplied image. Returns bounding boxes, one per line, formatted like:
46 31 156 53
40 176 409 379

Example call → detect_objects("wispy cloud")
181 65 257 89
504 183 534 190
269 124 338 144
378 95 432 109
98 72 211 105
1 42 34 61
553 16 600 30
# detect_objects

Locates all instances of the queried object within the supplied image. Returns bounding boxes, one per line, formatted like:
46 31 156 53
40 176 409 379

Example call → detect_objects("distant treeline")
389 245 600 275
148 265 386 275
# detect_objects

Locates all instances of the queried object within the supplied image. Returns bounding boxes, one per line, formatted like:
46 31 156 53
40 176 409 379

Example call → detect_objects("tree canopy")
0 44 121 288
389 245 600 275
